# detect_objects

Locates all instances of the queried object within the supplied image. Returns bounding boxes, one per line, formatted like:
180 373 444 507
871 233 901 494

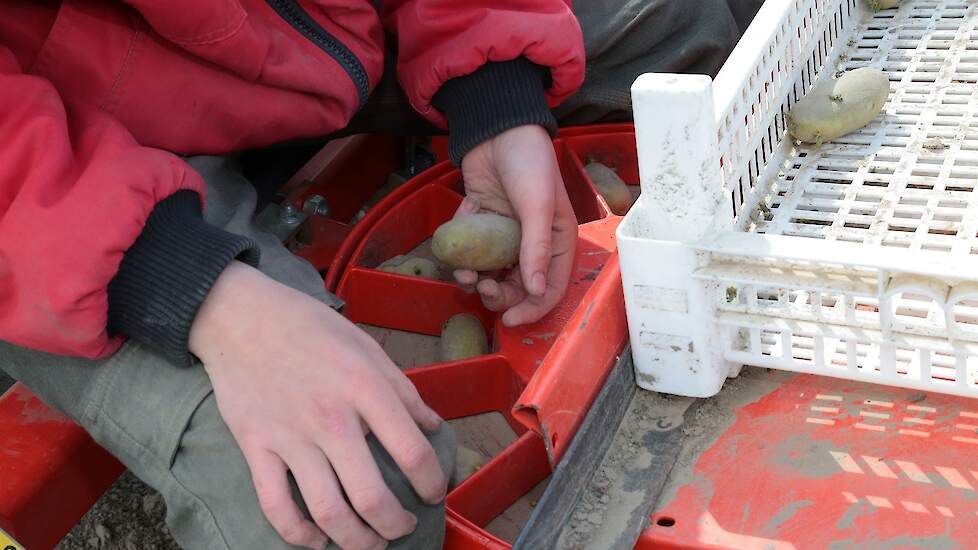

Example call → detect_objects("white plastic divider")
619 0 978 398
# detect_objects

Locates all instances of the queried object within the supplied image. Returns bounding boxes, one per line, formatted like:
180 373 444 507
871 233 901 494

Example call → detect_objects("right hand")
189 261 447 550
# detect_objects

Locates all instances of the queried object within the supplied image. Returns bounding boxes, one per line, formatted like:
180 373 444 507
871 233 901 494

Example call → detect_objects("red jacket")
0 1 583 360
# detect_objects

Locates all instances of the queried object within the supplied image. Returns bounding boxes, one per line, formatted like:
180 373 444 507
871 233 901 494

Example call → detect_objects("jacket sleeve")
0 48 258 363
381 0 585 127
382 0 585 163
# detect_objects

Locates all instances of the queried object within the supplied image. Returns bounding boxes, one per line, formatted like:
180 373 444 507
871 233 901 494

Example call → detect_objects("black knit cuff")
107 190 260 366
433 57 556 165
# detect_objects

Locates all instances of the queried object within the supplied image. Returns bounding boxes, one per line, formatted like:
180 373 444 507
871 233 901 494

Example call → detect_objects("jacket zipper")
266 0 370 108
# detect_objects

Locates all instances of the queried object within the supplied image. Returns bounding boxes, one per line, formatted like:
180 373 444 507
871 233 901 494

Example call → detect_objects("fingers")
476 276 526 313
288 446 388 550
382 369 442 432
358 336 442 432
452 195 480 219
453 269 478 287
502 187 578 327
511 181 555 298
314 407 419 540
245 449 328 549
354 385 448 505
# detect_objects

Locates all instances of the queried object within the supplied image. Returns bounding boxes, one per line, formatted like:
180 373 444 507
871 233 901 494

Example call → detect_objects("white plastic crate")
618 0 978 398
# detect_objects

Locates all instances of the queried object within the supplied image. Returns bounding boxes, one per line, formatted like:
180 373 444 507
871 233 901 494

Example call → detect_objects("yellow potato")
867 0 900 10
431 213 521 271
451 445 486 487
439 313 489 362
378 255 439 279
585 162 635 215
788 67 889 144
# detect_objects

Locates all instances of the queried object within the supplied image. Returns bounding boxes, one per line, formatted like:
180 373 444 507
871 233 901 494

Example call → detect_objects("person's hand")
189 261 446 550
454 124 578 326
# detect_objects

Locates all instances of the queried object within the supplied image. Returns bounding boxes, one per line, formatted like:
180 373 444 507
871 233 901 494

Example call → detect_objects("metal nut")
303 194 331 217
279 203 302 224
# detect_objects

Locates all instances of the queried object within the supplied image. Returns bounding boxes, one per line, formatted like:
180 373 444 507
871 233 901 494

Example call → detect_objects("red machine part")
0 384 123 549
638 373 978 548
331 130 637 547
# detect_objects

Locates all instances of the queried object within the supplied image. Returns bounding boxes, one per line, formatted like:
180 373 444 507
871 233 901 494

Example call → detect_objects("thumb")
452 195 481 219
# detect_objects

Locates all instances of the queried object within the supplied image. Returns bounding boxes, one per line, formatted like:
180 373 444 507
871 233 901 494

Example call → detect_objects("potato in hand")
431 213 521 271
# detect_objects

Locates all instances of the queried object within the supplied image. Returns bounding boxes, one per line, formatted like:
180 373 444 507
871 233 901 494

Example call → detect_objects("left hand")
453 124 578 327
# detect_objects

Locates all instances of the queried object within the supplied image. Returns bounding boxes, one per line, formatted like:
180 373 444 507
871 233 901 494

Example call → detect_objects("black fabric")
433 58 556 165
728 0 765 33
240 141 327 212
553 0 742 125
107 191 260 366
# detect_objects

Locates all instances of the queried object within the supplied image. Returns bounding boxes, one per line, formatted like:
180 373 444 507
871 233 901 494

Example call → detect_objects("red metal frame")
0 384 123 549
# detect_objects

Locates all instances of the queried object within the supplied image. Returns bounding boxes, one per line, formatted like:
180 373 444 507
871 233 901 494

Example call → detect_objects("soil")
556 366 792 549
556 389 695 550
359 324 441 368
55 472 179 550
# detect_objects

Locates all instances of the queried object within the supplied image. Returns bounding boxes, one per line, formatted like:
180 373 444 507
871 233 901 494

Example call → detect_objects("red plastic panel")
638 373 978 549
407 357 525 433
332 128 638 548
294 218 352 273
0 384 123 550
513 251 627 463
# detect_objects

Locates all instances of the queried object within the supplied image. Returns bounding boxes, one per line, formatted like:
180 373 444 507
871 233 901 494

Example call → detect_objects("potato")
431 213 521 271
787 67 889 144
378 255 439 279
585 162 635 215
439 313 489 362
451 445 486 487
867 0 900 10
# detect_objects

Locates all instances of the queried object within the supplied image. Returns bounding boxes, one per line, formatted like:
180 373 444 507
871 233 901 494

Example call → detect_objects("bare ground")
55 472 180 550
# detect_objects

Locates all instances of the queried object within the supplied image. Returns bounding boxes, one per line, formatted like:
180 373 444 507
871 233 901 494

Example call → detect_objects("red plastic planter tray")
331 129 638 547
0 124 636 549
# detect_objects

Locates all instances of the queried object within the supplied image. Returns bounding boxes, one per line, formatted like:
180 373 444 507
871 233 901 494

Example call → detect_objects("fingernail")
531 272 546 296
435 480 450 504
462 195 480 211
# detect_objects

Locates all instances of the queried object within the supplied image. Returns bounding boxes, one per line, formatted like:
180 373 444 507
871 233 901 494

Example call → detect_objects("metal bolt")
279 203 302 224
302 194 331 217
